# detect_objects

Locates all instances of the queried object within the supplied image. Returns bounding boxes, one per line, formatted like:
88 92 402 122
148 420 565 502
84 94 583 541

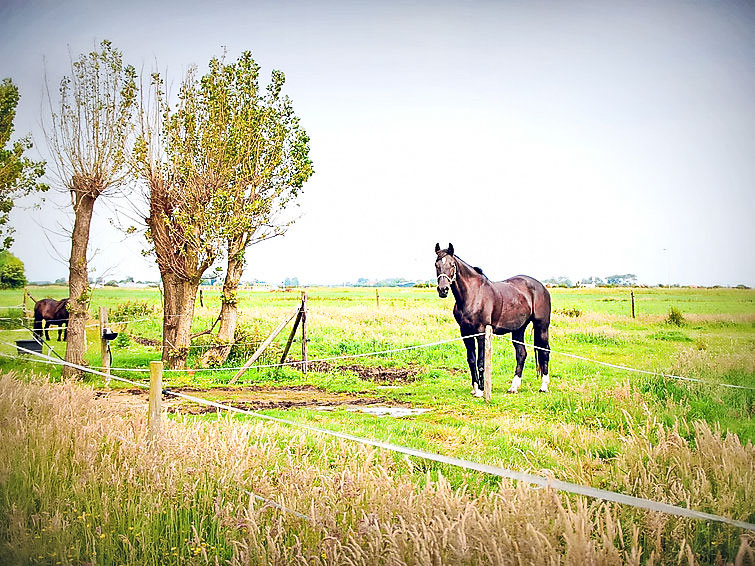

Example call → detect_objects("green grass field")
1 285 753 564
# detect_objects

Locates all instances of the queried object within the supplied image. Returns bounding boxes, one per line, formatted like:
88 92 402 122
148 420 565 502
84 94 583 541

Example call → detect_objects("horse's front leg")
508 327 527 393
462 335 482 397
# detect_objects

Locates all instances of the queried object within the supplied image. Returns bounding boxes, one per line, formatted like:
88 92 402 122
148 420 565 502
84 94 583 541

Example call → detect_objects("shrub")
111 332 131 349
555 307 582 318
665 306 685 326
111 300 158 320
0 251 25 289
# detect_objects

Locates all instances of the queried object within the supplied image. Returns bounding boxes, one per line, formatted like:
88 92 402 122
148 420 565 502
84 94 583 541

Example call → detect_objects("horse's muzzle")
437 286 449 298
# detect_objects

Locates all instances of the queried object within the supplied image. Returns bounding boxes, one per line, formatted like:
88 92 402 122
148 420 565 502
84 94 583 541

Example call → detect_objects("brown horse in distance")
434 243 552 396
33 298 70 341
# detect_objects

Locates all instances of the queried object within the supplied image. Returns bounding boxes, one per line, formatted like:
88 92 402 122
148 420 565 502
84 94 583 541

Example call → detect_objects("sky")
1 0 754 286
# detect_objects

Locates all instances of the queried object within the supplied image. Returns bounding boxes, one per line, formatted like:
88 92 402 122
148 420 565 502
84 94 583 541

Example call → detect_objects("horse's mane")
455 255 488 280
439 247 489 280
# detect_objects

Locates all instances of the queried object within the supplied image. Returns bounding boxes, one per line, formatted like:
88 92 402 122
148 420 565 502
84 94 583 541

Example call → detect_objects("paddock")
1 285 754 562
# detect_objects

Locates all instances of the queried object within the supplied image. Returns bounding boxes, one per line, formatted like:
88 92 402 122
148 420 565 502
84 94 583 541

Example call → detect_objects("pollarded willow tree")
199 52 313 366
135 69 226 369
45 41 137 377
136 52 312 370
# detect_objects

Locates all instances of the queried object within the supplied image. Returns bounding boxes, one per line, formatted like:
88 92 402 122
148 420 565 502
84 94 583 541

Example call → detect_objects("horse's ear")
448 243 454 256
435 243 441 254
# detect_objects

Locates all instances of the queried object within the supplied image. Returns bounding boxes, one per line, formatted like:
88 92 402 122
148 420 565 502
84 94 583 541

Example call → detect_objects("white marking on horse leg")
507 375 521 394
539 374 550 393
472 382 480 396
474 388 484 398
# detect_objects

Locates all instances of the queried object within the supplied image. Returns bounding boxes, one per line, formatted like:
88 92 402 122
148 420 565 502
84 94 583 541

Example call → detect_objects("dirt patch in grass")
130 335 160 347
306 360 422 383
94 384 411 415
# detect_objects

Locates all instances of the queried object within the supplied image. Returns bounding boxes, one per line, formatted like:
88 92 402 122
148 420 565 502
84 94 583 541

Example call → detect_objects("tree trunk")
201 239 245 366
161 270 200 370
64 193 96 378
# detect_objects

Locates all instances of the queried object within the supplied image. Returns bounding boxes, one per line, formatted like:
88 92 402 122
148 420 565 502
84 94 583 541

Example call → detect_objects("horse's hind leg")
463 335 482 397
533 321 551 392
476 333 485 395
507 327 527 393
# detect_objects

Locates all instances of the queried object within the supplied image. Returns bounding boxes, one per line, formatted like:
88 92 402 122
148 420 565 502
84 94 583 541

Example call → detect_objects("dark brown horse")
33 298 69 341
434 243 551 396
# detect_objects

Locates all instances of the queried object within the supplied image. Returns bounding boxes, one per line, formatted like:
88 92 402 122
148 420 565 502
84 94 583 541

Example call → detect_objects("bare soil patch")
130 335 160 347
306 360 422 383
94 384 413 415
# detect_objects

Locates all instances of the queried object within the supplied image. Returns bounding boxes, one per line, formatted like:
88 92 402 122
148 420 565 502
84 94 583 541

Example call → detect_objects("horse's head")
434 242 456 298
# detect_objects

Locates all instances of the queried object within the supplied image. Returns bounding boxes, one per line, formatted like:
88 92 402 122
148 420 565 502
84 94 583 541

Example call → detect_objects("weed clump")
555 307 582 318
665 306 685 326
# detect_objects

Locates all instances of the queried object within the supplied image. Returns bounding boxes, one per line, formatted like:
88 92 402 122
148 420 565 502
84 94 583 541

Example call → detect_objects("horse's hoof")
507 389 518 394
538 387 548 393
474 390 484 398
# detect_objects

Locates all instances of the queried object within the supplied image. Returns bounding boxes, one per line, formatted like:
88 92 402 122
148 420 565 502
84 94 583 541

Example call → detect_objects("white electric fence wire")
82 332 487 373
0 317 155 334
75 332 754 392
9 343 755 532
500 337 755 391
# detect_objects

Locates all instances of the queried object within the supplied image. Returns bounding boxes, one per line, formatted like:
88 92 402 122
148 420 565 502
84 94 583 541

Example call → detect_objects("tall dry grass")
1 373 753 565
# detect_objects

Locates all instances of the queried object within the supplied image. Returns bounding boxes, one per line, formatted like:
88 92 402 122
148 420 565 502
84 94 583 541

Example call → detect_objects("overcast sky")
2 0 753 286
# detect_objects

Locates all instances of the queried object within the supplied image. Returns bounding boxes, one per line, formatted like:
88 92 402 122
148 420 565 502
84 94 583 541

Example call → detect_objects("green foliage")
140 50 314 270
650 330 692 342
0 250 24 288
0 78 47 249
49 40 137 193
555 306 582 317
666 306 685 326
111 331 131 349
111 300 158 320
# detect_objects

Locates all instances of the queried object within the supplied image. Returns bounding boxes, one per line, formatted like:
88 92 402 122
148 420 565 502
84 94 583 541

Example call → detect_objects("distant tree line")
544 274 638 287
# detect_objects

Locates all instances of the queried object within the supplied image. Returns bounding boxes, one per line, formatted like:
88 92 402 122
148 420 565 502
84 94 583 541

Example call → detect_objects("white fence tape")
500 336 755 391
9 343 755 532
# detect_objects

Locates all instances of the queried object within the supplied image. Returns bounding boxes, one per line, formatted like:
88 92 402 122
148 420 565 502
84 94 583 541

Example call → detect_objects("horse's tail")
534 348 542 377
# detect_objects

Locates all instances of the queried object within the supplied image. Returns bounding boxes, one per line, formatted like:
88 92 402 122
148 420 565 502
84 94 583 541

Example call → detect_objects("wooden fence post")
631 290 635 319
484 325 493 402
148 361 163 446
99 307 110 386
229 306 301 384
376 289 380 309
279 306 303 365
301 291 308 374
